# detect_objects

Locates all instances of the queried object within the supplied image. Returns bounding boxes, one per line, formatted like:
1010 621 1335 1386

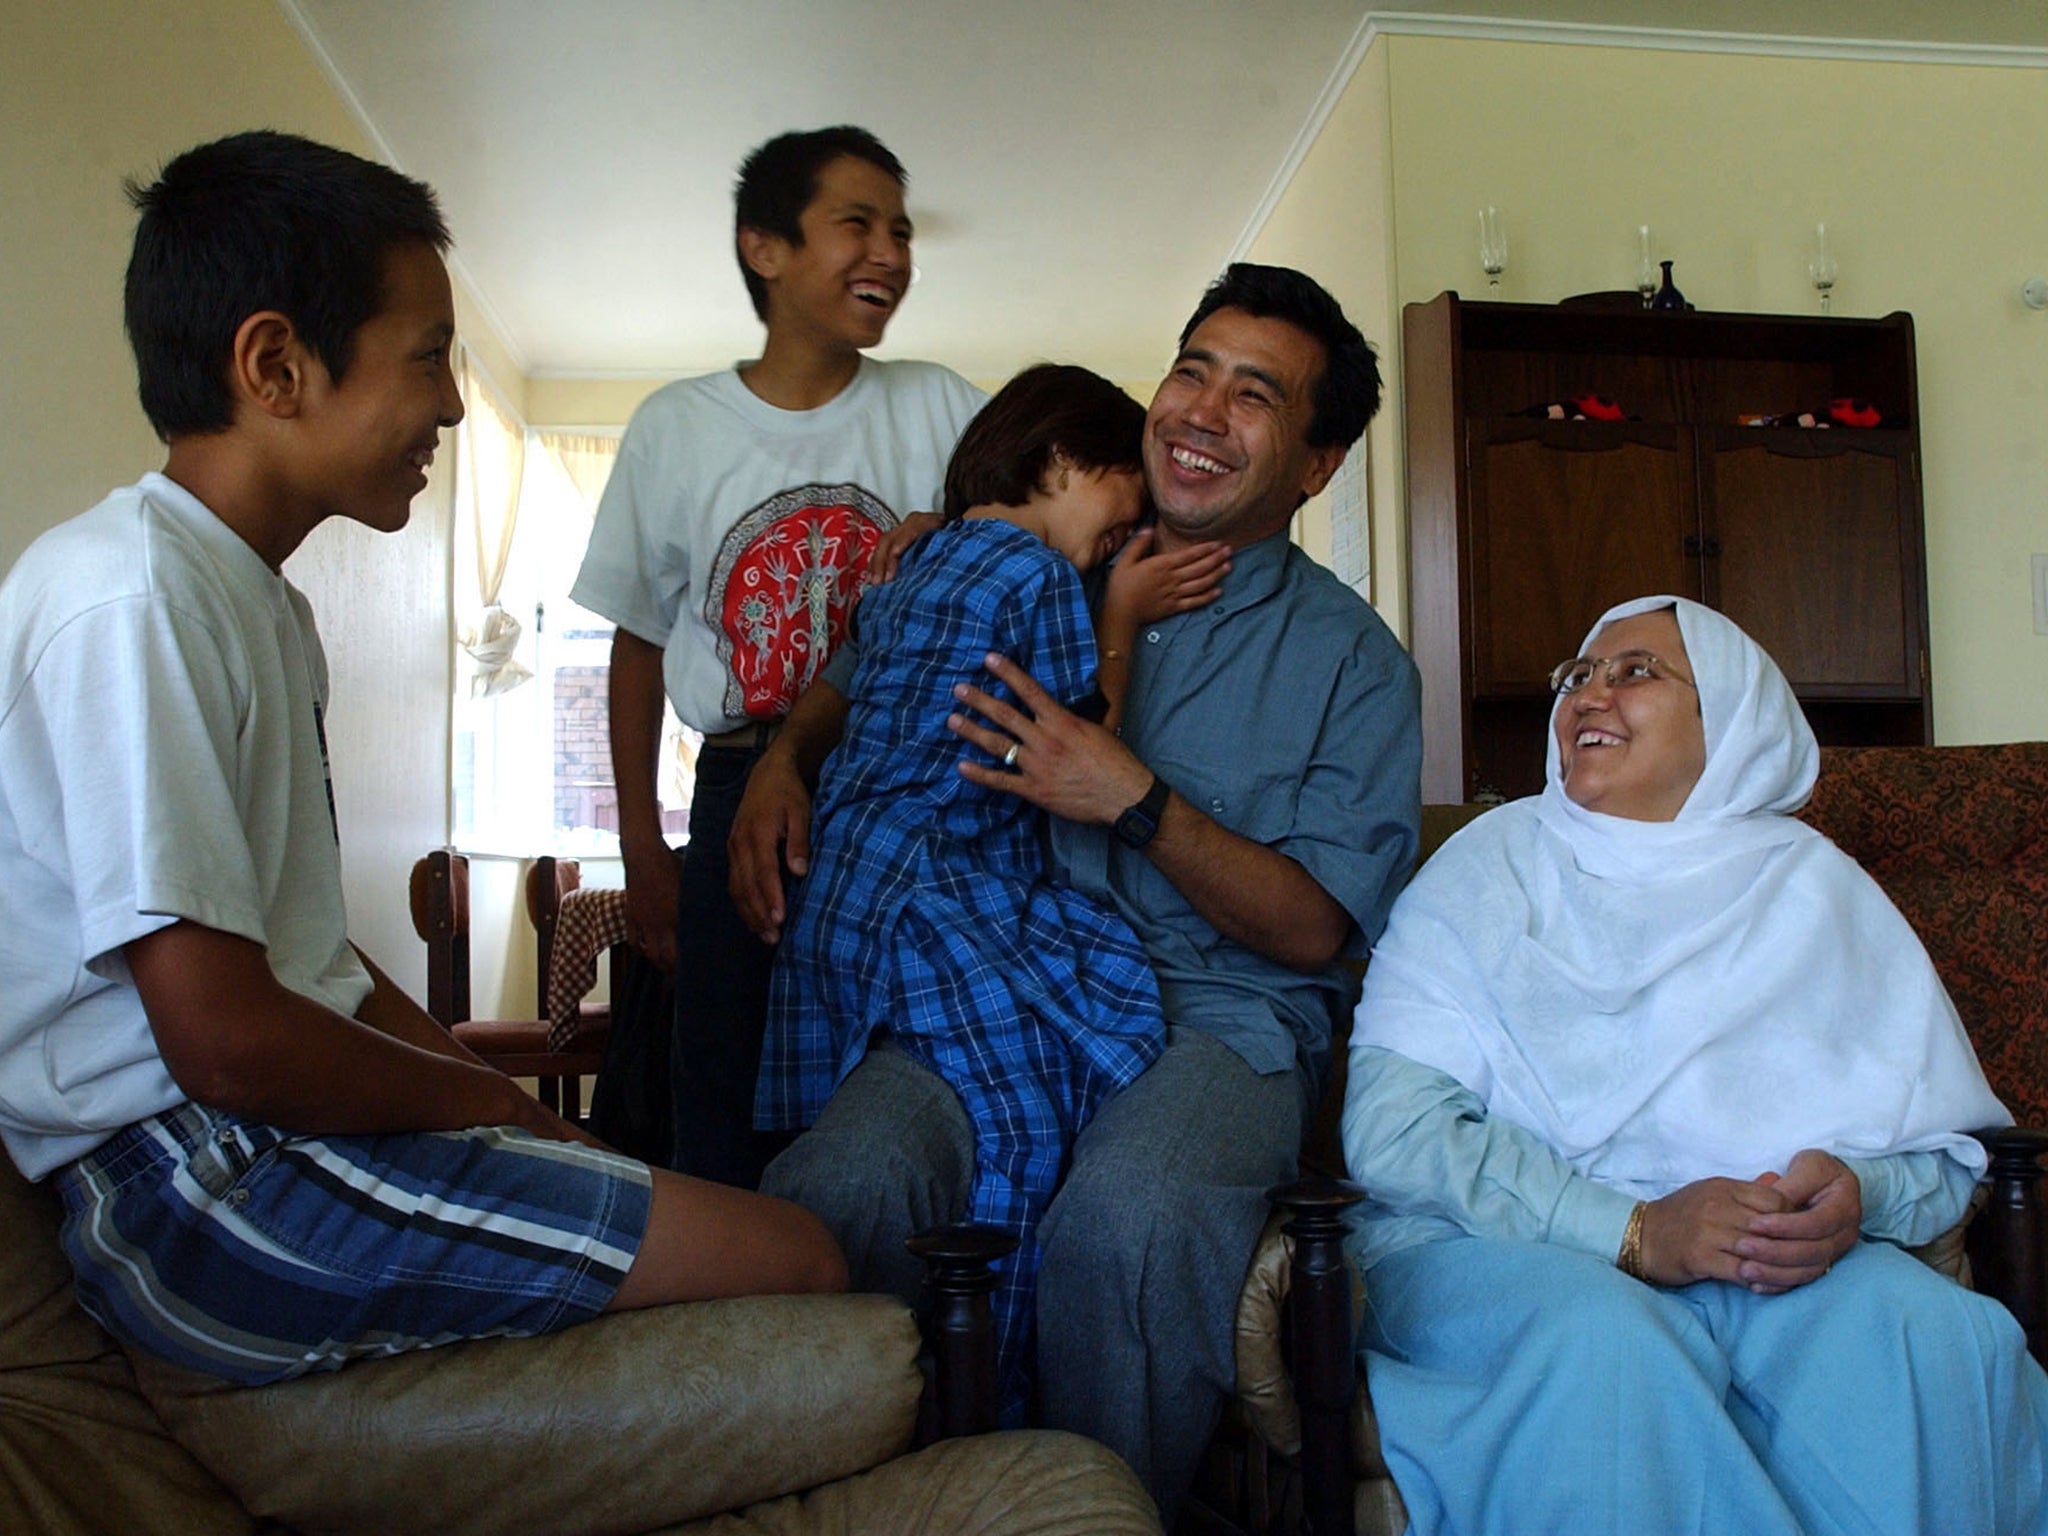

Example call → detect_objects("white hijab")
1354 596 2008 1196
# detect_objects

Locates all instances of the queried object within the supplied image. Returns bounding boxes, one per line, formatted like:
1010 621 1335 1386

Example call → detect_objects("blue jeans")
668 739 790 1188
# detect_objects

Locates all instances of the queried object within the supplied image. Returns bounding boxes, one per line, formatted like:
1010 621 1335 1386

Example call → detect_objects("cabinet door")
1468 423 1698 696
1702 431 1922 694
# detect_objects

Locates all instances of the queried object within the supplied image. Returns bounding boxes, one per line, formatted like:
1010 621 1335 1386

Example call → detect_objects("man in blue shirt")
732 264 1422 1520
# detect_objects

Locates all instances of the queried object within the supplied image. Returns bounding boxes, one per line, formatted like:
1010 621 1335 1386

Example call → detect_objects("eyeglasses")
1548 650 1698 696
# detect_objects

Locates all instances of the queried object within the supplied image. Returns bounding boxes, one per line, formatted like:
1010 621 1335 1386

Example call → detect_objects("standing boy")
570 126 984 1186
0 131 843 1388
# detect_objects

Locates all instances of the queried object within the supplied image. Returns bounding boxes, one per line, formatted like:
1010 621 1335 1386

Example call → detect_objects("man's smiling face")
1141 306 1343 549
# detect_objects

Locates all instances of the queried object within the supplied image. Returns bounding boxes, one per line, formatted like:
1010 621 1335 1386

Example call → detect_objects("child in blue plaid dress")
761 364 1229 1420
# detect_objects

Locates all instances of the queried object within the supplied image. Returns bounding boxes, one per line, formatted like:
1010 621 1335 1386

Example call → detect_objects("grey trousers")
762 1026 1312 1519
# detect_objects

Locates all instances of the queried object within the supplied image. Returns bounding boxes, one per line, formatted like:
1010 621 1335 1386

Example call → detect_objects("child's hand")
1104 528 1230 624
866 511 942 585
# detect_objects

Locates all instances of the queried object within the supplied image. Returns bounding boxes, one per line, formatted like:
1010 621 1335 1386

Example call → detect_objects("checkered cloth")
547 885 628 1050
761 520 1165 1422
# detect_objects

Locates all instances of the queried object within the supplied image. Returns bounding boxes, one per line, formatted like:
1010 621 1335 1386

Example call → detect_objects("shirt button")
1146 630 1161 644
1210 798 1225 814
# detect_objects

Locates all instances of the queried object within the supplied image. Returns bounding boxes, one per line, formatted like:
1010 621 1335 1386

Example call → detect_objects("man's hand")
1104 528 1231 625
1637 1176 1794 1289
947 652 1152 825
620 830 680 971
1732 1149 1862 1292
952 652 1352 970
726 680 851 944
729 748 814 943
866 511 942 585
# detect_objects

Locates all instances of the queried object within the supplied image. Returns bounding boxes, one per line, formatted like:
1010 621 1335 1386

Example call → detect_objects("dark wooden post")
906 1224 1017 1441
1268 1177 1366 1536
1970 1126 2048 1366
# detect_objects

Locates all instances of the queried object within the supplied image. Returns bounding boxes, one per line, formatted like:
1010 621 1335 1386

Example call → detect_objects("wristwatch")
1112 775 1170 850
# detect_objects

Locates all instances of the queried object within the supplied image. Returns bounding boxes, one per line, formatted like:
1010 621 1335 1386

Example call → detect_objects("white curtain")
532 430 697 819
537 430 618 520
456 353 531 697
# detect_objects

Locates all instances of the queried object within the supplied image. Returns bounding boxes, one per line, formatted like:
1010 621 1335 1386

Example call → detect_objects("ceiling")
283 1 2048 390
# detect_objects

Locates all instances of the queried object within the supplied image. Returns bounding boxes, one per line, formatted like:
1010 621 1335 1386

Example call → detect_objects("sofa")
0 1146 1159 1536
1220 743 2048 1536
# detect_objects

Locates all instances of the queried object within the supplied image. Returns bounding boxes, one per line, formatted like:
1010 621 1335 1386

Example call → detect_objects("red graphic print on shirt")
707 482 896 721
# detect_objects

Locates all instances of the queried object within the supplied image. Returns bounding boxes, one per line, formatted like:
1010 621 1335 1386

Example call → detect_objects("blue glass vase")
1651 260 1687 312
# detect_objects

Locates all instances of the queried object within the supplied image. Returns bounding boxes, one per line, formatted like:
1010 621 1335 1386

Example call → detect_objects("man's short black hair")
1176 263 1381 451
942 363 1145 520
122 130 450 442
733 126 906 322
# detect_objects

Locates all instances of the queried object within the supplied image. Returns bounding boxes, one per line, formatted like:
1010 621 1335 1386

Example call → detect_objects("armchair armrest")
132 1292 923 1536
906 1224 1018 1442
1969 1125 2048 1365
1266 1177 1366 1536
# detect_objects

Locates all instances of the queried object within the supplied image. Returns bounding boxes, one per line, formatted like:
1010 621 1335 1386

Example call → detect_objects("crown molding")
1227 15 1391 267
1363 10 2048 70
1228 8 2048 266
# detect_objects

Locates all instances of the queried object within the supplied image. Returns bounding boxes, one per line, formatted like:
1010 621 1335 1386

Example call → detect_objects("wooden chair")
528 854 614 1050
407 849 609 1119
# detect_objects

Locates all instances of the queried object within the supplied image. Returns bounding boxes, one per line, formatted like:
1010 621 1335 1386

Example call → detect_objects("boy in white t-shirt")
570 126 984 1186
0 130 843 1386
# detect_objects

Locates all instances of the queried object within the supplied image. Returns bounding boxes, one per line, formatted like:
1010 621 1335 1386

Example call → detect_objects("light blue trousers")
1361 1235 2048 1536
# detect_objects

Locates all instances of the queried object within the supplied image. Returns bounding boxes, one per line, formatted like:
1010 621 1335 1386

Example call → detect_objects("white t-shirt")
570 356 985 733
0 473 372 1178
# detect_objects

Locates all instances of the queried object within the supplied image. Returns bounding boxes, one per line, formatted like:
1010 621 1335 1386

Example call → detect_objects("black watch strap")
1111 775 1170 850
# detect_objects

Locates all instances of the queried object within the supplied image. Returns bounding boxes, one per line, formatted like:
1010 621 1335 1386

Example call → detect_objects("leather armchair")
1218 745 2048 1535
0 1149 1159 1535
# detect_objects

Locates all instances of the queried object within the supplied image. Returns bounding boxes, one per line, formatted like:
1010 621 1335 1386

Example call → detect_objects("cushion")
0 1151 257 1536
1800 744 2048 1124
131 1291 922 1536
660 1431 1161 1535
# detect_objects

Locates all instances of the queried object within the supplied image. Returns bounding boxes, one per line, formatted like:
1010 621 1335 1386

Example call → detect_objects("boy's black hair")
733 126 906 322
123 130 451 442
1176 263 1382 451
942 363 1145 520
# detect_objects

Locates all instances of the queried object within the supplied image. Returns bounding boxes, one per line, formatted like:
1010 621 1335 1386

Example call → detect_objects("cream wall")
0 0 504 998
1251 32 2048 746
1246 40 1403 635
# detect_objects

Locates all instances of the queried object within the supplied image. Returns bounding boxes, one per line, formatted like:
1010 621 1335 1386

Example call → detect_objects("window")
451 354 696 855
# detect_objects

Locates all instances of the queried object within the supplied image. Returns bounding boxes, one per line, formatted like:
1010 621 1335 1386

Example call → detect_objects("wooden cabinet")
1403 291 1931 803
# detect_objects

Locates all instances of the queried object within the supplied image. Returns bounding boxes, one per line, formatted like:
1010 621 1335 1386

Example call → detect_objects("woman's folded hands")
1639 1149 1861 1294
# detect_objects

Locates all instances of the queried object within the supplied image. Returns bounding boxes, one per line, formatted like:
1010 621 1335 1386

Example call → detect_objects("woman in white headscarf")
1342 595 2048 1536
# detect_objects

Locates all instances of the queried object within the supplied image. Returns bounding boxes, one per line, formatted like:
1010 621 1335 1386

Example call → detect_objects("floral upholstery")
1798 744 2048 1126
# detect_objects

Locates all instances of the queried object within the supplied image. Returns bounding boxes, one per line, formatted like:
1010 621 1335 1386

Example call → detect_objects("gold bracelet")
1617 1201 1648 1280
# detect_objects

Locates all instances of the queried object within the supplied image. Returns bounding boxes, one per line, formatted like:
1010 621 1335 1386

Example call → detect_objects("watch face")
1113 778 1166 850
1113 808 1155 849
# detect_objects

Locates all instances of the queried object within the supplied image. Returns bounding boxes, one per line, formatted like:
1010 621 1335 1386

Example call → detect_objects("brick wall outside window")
551 665 691 837
553 665 614 832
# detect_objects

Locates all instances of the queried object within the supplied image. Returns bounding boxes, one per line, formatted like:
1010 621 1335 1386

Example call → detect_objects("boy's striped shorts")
52 1100 652 1384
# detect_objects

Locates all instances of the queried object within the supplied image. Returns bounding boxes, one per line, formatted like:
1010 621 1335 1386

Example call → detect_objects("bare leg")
605 1166 847 1310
